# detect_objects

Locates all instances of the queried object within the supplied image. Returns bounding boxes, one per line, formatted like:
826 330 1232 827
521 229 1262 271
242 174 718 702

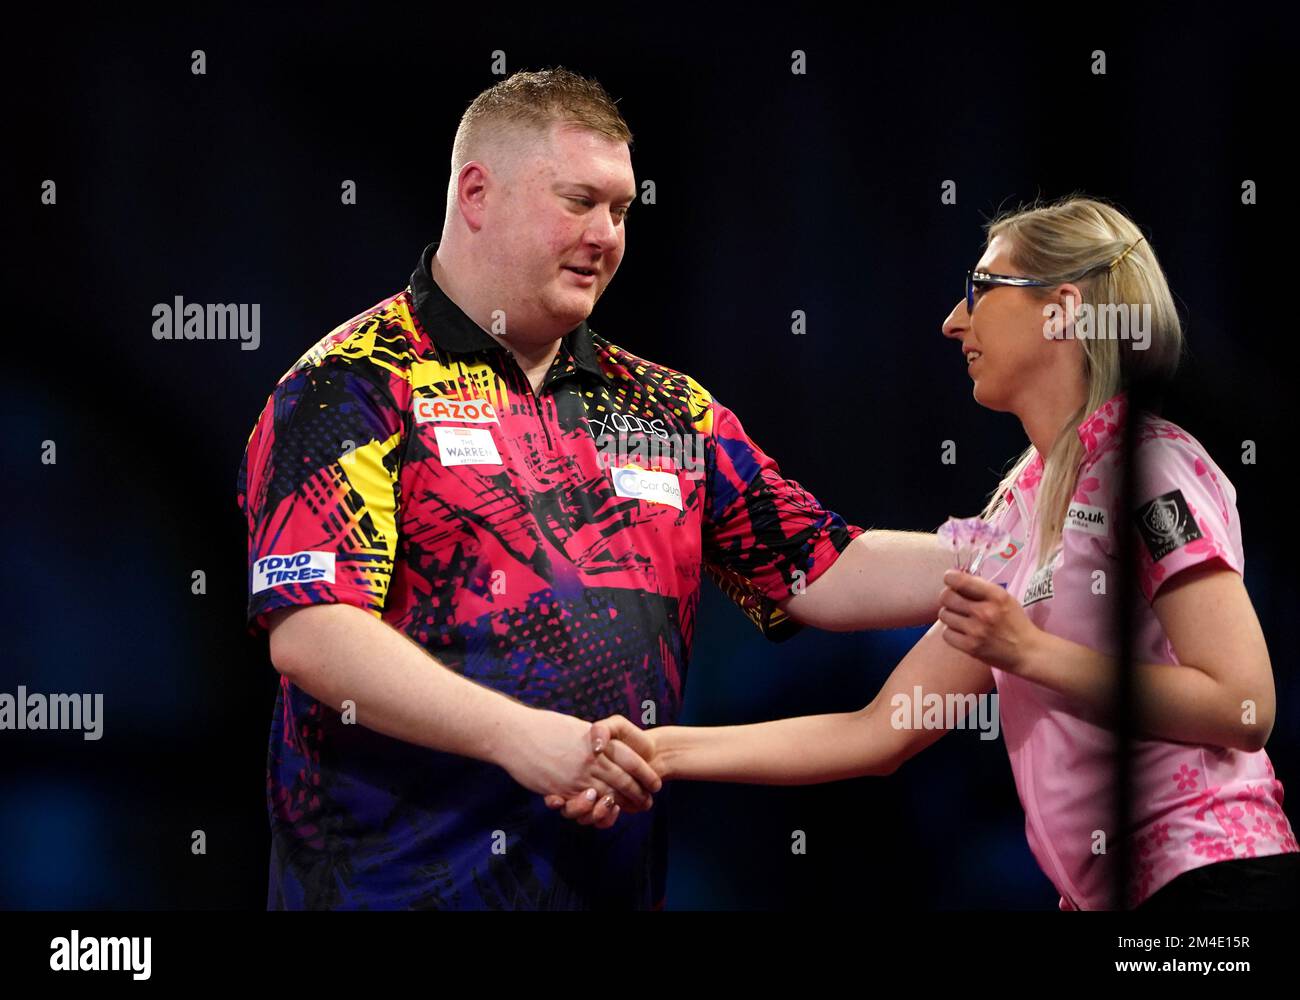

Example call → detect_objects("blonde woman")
549 196 1299 910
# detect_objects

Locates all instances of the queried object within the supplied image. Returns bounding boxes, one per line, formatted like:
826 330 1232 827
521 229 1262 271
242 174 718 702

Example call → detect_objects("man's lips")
563 265 598 285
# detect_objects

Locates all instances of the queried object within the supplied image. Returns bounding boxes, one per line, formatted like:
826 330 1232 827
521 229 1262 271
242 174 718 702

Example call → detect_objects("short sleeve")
1131 429 1243 604
236 359 406 637
699 393 865 641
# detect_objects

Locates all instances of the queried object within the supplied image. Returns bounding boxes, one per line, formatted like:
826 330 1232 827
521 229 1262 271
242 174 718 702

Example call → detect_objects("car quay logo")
50 930 151 980
610 465 683 510
413 396 499 424
1065 501 1109 536
252 551 336 593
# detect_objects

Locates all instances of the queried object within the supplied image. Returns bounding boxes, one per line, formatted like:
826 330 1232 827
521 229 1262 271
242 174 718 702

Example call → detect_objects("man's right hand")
542 715 661 829
502 708 662 823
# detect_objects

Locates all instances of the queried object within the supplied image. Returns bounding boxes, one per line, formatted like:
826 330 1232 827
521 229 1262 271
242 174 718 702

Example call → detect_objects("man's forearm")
778 530 950 631
269 603 529 767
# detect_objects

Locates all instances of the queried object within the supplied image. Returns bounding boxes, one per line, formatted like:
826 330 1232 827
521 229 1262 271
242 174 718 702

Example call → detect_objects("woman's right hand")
543 715 663 829
503 709 660 818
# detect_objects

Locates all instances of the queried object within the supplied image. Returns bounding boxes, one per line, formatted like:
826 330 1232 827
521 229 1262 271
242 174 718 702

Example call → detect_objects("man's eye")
567 196 594 208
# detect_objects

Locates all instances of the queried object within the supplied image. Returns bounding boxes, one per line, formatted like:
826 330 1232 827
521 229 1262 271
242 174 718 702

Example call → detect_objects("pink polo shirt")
976 392 1297 909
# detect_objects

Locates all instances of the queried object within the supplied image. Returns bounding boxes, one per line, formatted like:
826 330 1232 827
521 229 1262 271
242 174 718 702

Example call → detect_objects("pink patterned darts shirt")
977 392 1297 909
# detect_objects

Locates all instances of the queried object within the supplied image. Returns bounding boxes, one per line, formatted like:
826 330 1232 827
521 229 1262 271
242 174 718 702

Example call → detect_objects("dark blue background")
3 4 1293 909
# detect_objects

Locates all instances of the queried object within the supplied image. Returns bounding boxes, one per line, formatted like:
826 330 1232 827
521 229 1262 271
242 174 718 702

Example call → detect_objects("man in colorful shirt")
237 68 949 909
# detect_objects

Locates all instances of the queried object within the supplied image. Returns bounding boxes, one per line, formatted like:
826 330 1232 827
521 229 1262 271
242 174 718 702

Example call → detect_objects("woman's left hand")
937 569 1044 674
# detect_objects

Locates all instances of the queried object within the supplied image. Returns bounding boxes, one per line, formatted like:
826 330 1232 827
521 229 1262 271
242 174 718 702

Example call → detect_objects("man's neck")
430 250 563 395
508 340 562 396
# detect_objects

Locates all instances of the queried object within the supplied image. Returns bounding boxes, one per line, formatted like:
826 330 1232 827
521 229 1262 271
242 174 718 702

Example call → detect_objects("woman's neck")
1018 381 1089 459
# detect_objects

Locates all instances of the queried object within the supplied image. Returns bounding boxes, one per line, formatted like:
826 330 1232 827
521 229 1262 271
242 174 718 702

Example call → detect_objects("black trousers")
1135 852 1300 911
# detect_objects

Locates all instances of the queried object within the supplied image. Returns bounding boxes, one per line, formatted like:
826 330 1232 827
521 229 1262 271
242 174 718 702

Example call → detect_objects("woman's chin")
971 380 1005 412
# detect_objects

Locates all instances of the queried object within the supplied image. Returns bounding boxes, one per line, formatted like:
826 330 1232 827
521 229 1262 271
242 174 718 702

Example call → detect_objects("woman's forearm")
1021 632 1270 751
648 623 993 785
653 707 905 785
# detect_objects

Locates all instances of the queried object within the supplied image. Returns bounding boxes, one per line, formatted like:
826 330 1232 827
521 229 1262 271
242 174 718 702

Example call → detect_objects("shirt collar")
1075 391 1129 456
1008 452 1044 504
409 241 611 389
1004 391 1129 503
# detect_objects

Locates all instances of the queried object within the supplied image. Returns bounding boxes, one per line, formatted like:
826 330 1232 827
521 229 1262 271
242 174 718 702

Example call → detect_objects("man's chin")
547 293 596 329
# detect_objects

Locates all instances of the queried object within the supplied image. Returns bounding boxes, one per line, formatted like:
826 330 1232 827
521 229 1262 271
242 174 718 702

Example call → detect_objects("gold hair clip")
1109 236 1145 271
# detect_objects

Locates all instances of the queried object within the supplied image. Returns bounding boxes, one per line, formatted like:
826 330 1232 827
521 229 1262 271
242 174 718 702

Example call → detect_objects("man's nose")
584 208 620 249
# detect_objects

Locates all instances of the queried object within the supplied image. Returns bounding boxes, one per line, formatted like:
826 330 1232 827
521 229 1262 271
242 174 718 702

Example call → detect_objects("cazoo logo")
413 397 499 424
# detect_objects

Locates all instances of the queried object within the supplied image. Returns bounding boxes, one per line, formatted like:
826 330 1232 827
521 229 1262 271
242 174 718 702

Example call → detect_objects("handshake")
502 709 664 831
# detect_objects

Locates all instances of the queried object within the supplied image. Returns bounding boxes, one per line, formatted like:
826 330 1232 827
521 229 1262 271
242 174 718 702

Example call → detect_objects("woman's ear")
1046 282 1083 341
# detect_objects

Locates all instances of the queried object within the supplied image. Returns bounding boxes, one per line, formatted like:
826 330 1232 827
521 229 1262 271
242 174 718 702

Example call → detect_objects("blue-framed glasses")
965 270 1054 314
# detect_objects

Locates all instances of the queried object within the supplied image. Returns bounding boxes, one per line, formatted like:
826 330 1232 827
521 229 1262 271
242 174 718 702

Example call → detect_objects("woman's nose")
941 299 969 339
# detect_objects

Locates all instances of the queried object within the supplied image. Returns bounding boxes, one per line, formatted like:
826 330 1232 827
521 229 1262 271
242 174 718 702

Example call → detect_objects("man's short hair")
450 67 633 184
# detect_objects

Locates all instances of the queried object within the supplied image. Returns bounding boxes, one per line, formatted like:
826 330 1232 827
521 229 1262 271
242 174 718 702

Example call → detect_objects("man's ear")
455 162 491 232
